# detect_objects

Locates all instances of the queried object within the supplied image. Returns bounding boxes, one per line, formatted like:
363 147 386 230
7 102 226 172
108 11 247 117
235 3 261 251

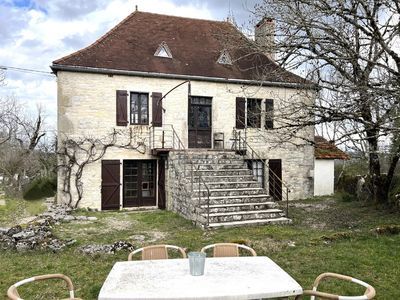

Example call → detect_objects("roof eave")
51 64 318 90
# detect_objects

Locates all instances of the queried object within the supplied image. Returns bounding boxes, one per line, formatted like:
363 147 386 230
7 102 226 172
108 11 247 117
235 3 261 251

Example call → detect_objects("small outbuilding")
314 136 349 196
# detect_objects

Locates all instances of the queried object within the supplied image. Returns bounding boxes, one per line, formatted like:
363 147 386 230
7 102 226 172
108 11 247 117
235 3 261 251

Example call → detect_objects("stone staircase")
173 150 291 228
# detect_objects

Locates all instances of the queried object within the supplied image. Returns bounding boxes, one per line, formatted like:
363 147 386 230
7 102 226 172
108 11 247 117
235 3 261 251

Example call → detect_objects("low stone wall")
0 204 97 252
166 152 204 226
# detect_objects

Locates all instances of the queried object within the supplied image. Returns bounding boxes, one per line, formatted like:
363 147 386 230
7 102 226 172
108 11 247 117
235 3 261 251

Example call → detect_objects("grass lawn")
0 196 399 299
0 197 46 227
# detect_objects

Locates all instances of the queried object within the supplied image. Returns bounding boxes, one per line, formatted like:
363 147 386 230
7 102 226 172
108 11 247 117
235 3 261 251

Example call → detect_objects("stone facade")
57 71 314 210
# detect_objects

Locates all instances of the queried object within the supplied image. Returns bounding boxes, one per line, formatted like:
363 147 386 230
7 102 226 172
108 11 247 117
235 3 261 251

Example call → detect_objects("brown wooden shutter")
236 97 245 129
265 98 274 129
116 90 128 126
152 92 163 127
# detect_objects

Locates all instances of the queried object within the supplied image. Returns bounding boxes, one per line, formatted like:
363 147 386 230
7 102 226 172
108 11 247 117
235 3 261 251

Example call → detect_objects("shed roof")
315 136 349 160
52 11 307 85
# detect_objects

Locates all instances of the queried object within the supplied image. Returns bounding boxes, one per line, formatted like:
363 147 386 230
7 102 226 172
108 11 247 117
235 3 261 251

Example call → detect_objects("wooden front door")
188 97 212 148
269 159 282 201
123 160 156 207
101 160 121 210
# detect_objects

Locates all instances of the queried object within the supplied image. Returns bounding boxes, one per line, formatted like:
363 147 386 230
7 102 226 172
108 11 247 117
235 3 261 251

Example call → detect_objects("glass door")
188 97 212 148
123 160 156 207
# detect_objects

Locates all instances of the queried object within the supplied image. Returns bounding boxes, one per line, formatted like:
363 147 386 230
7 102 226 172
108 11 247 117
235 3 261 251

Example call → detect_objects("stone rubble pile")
0 204 97 252
41 204 98 223
78 241 134 255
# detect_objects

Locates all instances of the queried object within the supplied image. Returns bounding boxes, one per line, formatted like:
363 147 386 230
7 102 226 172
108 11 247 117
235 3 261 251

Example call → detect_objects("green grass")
0 197 46 227
0 197 399 299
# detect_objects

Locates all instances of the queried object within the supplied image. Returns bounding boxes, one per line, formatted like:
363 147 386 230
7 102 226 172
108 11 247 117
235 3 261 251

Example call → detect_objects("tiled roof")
314 136 349 160
53 11 307 84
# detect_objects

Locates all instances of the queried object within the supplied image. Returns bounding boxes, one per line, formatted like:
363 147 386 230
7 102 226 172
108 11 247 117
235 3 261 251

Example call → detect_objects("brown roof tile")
53 11 307 84
314 136 349 160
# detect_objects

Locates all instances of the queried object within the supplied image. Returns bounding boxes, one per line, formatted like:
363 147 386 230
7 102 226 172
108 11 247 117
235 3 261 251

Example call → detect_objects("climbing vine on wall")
57 127 147 208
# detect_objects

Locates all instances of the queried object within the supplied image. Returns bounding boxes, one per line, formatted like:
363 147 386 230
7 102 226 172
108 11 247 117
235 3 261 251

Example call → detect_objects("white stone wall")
57 71 314 209
314 159 334 196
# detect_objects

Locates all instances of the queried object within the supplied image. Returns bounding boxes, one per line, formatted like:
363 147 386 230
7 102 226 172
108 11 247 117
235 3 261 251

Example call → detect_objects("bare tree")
239 0 400 204
0 97 19 145
0 104 47 193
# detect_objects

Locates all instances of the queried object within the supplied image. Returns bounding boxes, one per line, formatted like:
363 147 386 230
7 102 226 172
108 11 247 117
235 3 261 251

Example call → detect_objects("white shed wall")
314 159 335 196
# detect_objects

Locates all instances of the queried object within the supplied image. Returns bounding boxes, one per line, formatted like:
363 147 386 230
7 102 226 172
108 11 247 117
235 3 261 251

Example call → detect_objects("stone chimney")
255 17 275 60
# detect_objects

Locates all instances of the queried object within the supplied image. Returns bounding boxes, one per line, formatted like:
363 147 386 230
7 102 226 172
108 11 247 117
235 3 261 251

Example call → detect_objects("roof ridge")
53 10 140 64
135 10 229 24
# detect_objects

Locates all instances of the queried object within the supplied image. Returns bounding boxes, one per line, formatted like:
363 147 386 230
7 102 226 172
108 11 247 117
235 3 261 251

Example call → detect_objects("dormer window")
154 42 173 58
217 49 232 65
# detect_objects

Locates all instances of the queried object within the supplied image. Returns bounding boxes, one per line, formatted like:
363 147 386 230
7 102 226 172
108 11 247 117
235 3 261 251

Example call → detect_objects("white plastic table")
98 256 303 300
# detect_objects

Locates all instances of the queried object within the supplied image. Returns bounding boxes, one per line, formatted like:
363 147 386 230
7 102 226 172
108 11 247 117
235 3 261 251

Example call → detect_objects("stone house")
314 136 349 196
52 10 315 228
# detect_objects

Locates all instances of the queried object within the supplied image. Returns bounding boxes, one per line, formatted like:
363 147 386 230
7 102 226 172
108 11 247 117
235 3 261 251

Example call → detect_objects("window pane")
140 94 148 124
198 106 211 128
247 99 261 128
131 94 139 124
265 99 274 129
131 93 149 124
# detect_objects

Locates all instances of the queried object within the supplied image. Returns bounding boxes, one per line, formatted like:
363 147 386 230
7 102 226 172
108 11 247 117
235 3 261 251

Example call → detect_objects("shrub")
23 176 57 200
389 175 400 206
336 174 359 195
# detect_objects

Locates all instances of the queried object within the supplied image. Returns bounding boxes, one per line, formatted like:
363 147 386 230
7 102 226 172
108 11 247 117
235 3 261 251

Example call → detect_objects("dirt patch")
290 198 335 211
251 237 291 253
289 198 363 230
101 216 139 233
129 231 168 245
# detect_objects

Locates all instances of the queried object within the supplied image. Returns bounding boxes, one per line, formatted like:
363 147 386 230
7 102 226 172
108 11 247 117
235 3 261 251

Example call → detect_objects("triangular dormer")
217 49 232 65
154 42 173 58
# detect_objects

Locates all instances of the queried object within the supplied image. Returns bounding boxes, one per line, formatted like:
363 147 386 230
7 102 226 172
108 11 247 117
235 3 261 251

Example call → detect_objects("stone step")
174 152 238 160
202 181 260 189
200 202 277 213
195 187 265 197
198 194 272 205
185 163 247 171
203 209 285 223
193 169 252 176
181 159 245 165
206 217 292 228
195 175 256 182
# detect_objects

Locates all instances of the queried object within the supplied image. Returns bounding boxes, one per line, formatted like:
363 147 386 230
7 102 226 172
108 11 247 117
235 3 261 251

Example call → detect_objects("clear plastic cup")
188 252 206 276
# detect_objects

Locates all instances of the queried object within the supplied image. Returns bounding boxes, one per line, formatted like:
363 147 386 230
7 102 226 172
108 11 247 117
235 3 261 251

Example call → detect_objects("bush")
23 176 57 200
389 175 400 204
336 174 359 195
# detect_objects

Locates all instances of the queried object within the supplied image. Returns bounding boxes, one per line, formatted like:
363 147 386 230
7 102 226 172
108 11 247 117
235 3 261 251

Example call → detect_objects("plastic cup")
188 252 206 276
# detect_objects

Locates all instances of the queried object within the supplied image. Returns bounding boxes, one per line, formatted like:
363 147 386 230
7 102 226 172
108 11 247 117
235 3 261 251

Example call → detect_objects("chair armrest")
295 272 376 300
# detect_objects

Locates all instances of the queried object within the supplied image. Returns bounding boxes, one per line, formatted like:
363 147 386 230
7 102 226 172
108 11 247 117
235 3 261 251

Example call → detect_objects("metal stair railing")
149 124 211 228
149 124 185 151
232 128 291 217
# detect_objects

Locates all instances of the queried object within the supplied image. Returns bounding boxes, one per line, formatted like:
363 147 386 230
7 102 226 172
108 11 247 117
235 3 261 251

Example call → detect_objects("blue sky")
0 0 258 132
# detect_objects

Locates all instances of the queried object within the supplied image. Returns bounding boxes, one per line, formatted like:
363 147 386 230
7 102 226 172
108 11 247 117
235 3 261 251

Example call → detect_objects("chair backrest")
7 274 79 300
200 243 257 257
295 272 376 300
128 244 187 261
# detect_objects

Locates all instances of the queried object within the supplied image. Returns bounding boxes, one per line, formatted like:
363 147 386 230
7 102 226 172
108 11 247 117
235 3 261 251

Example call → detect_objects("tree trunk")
366 130 387 204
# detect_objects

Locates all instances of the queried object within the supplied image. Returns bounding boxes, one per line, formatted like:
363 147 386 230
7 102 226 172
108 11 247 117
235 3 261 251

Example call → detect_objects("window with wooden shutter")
130 92 149 125
235 97 245 129
247 98 262 128
265 99 274 129
152 92 163 127
116 90 128 126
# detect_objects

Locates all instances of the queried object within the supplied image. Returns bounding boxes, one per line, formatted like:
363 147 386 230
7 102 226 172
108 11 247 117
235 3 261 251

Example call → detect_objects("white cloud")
0 0 214 129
